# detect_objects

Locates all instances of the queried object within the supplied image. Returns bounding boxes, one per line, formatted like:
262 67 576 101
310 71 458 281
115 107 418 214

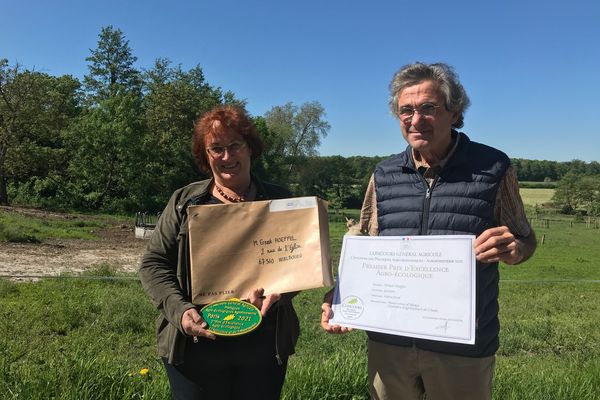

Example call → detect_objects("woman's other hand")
321 289 352 334
247 288 281 317
181 307 216 340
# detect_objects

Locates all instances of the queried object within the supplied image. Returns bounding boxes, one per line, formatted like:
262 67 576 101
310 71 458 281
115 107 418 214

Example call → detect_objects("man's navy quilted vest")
372 132 510 357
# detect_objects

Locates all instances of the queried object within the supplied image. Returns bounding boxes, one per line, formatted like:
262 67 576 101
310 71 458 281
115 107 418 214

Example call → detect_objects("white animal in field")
345 217 364 236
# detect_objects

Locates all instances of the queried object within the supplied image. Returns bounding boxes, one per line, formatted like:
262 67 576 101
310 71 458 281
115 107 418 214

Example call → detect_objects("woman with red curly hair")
140 105 299 399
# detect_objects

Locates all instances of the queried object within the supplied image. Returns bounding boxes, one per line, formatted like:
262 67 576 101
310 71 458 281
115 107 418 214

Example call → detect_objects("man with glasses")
322 62 536 399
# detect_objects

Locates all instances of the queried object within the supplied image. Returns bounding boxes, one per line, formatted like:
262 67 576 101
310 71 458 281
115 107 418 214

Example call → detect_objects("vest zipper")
420 176 440 235
416 176 438 348
419 178 434 235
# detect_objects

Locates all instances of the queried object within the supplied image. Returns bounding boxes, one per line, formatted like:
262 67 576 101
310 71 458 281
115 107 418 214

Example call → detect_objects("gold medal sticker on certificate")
200 299 262 336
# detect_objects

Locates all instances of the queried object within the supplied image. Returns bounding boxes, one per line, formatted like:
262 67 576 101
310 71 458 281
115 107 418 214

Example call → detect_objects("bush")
561 204 575 215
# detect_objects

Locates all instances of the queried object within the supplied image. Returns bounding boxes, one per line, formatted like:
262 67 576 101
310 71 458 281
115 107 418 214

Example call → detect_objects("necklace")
214 182 252 203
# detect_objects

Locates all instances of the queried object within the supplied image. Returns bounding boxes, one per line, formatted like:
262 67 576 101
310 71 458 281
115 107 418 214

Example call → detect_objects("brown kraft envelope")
188 196 333 304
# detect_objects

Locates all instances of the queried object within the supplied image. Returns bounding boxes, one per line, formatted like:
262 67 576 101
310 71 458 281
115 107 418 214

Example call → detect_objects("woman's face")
205 128 252 189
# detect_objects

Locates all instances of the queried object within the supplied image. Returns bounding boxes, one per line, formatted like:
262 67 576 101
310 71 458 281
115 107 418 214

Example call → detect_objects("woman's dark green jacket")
139 178 300 365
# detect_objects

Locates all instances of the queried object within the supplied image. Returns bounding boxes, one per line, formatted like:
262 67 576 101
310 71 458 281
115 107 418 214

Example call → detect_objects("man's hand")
181 307 216 340
321 289 352 334
474 226 524 265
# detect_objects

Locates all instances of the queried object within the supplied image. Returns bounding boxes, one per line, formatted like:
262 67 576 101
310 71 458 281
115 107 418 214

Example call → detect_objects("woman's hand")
181 307 216 340
321 289 352 334
247 288 281 317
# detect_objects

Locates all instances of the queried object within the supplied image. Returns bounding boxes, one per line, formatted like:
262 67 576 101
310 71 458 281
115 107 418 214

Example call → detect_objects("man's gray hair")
389 62 470 129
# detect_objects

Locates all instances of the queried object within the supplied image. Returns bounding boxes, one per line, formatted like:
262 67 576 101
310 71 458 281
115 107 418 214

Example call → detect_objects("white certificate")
330 235 476 344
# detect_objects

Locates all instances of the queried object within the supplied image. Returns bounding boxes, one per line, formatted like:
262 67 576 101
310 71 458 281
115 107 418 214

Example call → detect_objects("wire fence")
135 211 160 228
134 211 160 239
528 216 600 230
0 274 140 280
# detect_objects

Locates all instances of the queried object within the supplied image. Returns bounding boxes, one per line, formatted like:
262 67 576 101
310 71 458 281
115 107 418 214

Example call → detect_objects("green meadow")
519 188 555 207
1 203 599 399
0 210 109 243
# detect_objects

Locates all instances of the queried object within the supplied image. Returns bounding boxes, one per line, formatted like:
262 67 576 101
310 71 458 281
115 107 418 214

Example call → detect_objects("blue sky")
2 0 599 162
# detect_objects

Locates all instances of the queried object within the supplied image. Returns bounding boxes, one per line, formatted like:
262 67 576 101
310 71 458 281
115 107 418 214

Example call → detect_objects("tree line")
511 158 600 183
1 26 599 214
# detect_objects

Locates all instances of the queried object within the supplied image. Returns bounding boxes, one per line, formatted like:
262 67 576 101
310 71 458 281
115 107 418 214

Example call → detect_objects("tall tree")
65 26 144 210
83 25 141 103
262 101 330 183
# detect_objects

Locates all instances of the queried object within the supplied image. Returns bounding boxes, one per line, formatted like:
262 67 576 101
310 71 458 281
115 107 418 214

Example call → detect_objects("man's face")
397 80 459 160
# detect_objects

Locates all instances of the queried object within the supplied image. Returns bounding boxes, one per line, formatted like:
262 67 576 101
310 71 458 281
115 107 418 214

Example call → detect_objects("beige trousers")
368 340 495 400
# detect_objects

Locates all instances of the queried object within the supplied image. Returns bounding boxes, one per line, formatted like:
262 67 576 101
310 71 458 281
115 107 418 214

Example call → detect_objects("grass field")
0 209 113 243
519 188 555 207
1 205 599 399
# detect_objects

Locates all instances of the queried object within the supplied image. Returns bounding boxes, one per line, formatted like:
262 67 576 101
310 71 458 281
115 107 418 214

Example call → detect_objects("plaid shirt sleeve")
359 174 379 236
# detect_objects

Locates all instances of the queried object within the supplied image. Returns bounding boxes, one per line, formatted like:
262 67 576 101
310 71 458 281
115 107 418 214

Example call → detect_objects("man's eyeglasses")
398 103 440 121
206 141 247 158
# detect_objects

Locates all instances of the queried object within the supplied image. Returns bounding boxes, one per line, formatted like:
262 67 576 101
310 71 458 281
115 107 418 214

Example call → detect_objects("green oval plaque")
200 300 262 336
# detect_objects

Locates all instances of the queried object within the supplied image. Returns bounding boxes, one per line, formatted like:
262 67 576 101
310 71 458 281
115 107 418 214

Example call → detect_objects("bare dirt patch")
0 207 148 281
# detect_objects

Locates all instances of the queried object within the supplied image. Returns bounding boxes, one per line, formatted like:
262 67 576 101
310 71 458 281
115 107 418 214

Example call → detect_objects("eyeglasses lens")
399 103 438 119
207 141 245 157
